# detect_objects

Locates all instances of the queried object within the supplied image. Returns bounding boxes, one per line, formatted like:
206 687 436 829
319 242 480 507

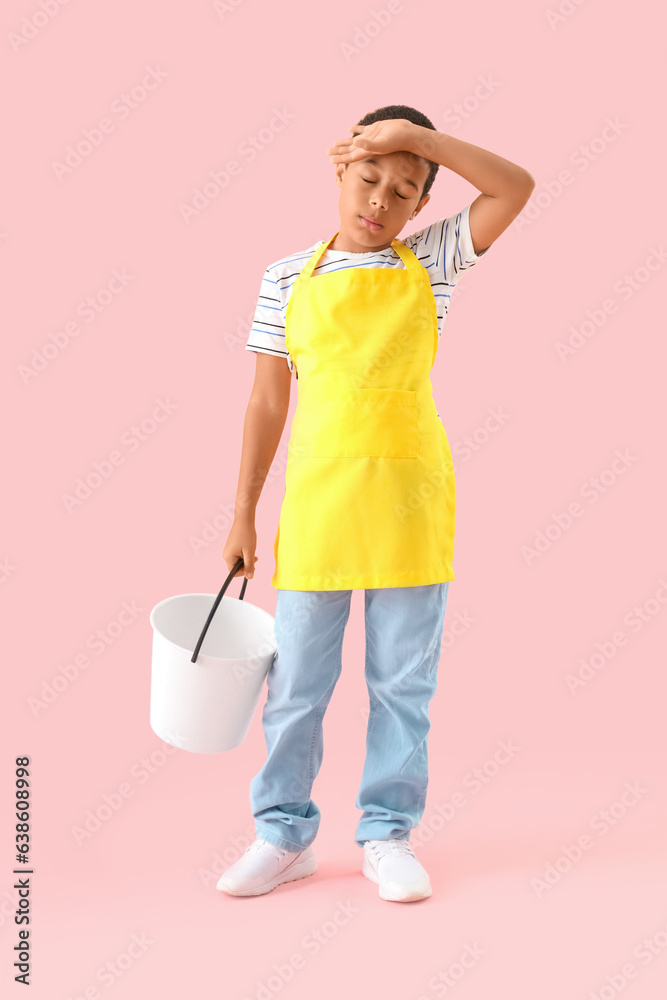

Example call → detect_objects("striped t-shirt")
245 202 489 373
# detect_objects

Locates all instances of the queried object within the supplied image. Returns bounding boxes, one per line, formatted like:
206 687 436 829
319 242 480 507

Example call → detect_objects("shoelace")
367 839 416 861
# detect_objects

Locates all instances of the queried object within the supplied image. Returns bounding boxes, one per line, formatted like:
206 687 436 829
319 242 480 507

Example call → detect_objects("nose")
369 188 388 212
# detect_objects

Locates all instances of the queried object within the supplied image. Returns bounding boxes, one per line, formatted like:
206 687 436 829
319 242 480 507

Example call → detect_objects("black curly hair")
353 104 439 202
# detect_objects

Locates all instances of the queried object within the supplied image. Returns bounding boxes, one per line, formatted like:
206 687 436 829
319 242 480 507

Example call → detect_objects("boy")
218 105 534 901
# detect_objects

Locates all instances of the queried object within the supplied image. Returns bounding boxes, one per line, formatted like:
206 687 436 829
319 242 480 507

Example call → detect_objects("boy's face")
331 150 431 253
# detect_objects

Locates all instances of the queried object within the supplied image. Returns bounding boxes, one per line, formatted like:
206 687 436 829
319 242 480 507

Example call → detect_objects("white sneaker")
216 838 317 896
362 839 432 902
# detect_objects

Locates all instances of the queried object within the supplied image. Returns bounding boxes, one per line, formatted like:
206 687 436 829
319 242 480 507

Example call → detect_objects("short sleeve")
244 268 293 370
404 202 490 288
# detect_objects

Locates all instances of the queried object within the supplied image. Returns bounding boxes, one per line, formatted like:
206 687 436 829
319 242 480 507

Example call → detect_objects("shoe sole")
217 854 317 896
362 855 432 902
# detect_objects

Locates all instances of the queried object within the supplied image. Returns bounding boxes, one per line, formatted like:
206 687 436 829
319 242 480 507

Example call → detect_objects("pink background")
3 0 666 997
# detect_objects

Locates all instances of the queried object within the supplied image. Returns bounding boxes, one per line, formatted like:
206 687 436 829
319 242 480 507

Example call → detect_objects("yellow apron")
271 232 456 590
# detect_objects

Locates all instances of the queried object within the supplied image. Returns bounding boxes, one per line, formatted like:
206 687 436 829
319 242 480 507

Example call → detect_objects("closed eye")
361 177 408 200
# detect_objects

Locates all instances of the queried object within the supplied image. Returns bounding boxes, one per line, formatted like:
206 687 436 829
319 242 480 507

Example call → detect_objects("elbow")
521 170 536 191
510 171 536 212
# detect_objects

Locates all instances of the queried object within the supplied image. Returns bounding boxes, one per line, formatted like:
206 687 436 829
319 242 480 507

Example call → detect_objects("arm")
224 353 292 578
234 353 292 520
405 124 536 255
328 119 536 257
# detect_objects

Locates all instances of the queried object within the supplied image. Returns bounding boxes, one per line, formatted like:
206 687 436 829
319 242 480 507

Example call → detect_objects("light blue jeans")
249 582 450 851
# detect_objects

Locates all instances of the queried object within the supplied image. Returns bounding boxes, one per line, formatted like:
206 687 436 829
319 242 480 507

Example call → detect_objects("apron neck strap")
300 231 421 279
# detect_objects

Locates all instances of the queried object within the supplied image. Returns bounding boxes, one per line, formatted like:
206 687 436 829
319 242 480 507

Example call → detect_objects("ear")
410 193 430 219
333 163 347 188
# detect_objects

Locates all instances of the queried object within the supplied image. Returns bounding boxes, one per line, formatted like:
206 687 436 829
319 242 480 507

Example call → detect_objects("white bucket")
149 560 276 753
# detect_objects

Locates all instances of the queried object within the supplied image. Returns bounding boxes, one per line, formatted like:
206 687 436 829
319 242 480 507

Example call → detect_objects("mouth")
359 215 383 231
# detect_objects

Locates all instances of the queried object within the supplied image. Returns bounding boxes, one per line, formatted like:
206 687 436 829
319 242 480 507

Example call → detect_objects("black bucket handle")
191 556 248 663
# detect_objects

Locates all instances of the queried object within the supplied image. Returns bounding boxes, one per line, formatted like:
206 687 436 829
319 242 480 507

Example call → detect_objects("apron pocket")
291 387 418 459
